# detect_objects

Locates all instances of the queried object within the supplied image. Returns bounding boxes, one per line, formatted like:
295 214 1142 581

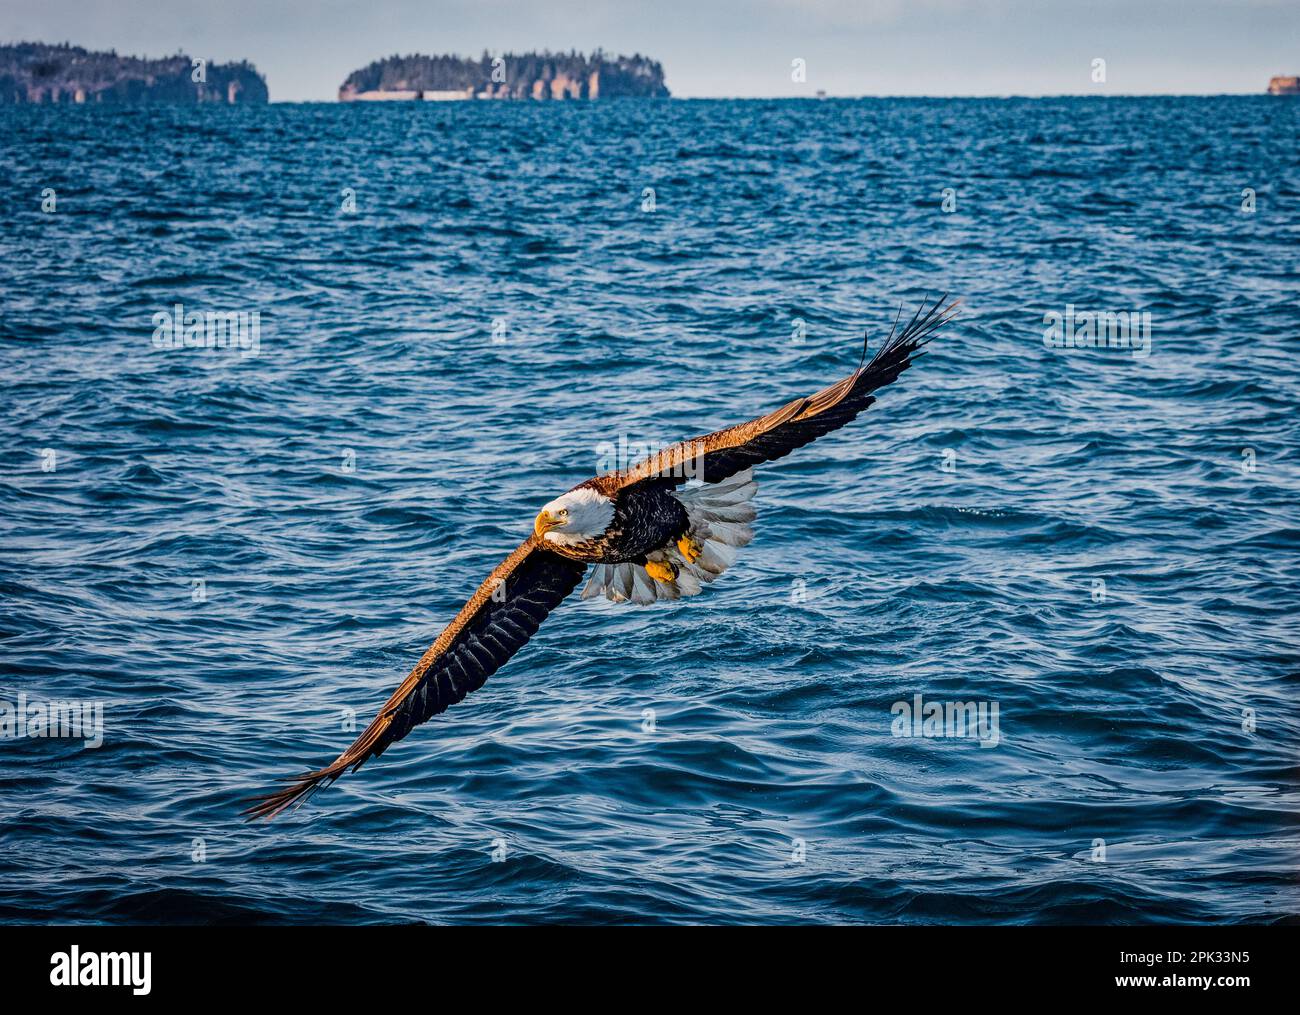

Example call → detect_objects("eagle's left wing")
612 296 957 493
244 537 587 820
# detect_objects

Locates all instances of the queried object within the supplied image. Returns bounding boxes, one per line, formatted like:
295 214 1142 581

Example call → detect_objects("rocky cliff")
1266 75 1299 95
339 49 668 101
0 42 268 104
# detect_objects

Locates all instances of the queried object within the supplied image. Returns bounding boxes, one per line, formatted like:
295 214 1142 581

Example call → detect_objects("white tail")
581 469 757 605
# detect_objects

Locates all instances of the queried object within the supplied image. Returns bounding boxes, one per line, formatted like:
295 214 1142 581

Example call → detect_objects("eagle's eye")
557 509 569 518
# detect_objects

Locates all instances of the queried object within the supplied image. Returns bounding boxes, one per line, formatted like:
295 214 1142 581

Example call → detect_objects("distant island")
0 42 268 104
1266 75 1299 95
339 49 669 101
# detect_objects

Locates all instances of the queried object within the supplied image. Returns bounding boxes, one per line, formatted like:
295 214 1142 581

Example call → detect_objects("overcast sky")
6 0 1297 101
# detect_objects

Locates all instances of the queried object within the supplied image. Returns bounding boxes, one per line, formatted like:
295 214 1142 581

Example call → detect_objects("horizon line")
263 92 1282 102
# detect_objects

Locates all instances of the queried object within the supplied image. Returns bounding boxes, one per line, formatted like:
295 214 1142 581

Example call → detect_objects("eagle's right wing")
245 537 587 820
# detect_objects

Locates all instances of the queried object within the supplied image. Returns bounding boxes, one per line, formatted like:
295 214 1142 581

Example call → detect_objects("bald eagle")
246 297 957 819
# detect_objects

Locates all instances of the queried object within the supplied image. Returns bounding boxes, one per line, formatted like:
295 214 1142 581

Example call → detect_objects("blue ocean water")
1 97 1297 925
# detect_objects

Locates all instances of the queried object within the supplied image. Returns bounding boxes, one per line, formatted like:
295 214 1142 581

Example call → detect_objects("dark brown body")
552 478 689 565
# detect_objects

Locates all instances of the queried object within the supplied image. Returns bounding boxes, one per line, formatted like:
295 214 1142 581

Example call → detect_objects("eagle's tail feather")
580 469 758 605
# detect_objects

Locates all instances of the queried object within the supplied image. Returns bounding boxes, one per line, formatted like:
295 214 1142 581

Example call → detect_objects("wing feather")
613 296 957 491
244 536 586 820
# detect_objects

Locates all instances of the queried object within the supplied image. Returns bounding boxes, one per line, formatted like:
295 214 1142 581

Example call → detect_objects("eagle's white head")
534 487 615 546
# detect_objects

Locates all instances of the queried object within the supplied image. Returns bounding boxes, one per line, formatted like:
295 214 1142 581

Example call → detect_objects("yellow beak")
534 510 559 538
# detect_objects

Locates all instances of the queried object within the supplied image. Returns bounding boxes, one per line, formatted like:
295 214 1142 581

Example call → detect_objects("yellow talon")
645 559 678 583
677 534 704 563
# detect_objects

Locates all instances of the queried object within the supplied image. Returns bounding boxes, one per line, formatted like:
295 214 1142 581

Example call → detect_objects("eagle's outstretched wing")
244 537 587 820
612 296 957 492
